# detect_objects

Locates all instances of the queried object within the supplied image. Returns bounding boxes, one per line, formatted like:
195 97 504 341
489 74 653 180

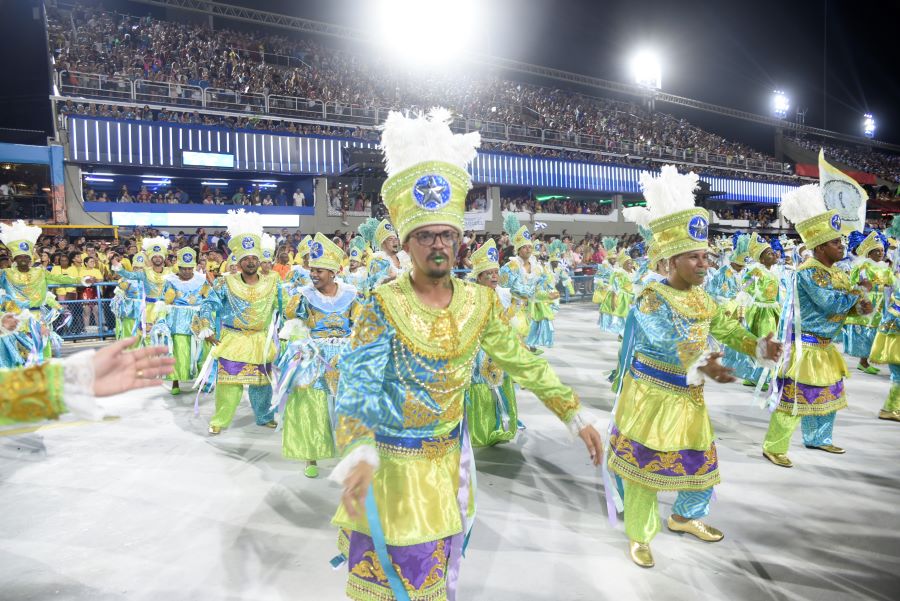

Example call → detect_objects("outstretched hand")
698 352 736 383
91 337 175 397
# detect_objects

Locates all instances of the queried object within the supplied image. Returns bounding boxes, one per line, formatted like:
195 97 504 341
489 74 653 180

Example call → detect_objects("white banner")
464 213 487 231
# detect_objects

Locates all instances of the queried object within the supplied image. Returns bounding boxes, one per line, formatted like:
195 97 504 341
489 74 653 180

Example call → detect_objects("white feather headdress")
224 209 263 240
622 206 652 228
639 165 700 222
380 108 481 177
261 233 277 252
141 236 170 253
0 220 41 248
780 184 826 225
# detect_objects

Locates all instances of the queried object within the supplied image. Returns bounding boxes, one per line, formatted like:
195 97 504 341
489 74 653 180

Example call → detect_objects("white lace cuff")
565 409 605 439
80 276 94 286
153 300 170 320
197 328 214 340
329 444 379 485
686 350 715 386
754 336 778 370
62 350 105 420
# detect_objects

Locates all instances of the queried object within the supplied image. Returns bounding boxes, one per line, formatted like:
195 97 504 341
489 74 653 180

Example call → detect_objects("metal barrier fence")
47 273 597 344
47 282 118 341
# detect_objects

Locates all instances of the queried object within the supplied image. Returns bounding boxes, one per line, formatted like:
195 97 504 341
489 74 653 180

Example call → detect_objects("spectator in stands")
118 185 133 202
230 186 246 205
293 187 305 206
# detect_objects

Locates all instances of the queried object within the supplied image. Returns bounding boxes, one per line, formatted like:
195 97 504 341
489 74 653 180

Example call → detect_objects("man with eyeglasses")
329 110 602 601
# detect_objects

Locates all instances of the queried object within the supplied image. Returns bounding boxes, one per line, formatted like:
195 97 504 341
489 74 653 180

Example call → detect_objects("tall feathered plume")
780 184 826 225
639 165 700 221
602 236 619 252
261 233 277 252
349 235 368 253
733 233 751 257
0 219 41 248
224 209 263 240
380 107 480 177
887 215 900 239
357 217 380 249
503 212 521 238
548 239 566 256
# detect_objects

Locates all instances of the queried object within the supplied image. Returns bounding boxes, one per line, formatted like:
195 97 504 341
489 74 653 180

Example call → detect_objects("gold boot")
208 424 221 436
806 444 845 454
763 451 793 467
667 516 724 542
628 540 654 568
261 420 278 429
878 409 900 422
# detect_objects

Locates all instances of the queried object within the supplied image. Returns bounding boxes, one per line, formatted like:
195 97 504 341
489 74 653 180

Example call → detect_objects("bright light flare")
373 0 478 65
631 51 661 90
772 90 790 119
863 113 876 139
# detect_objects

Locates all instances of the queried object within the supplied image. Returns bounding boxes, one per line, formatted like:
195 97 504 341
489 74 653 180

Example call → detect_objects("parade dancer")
288 235 313 288
593 236 619 323
465 238 520 447
112 236 172 339
364 218 410 288
330 109 602 601
193 210 282 435
156 248 209 396
599 248 635 337
0 220 91 364
761 184 873 467
738 233 782 389
278 233 360 478
843 229 891 374
499 213 544 346
340 236 370 294
111 252 146 346
606 166 782 568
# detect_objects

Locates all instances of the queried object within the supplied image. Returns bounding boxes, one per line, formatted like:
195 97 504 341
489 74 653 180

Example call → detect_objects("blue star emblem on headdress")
182 252 192 263
384 223 393 231
152 245 161 252
412 174 452 210
309 241 324 259
242 237 255 250
263 250 272 260
487 247 499 262
830 214 842 231
18 242 28 251
522 230 532 240
687 216 708 241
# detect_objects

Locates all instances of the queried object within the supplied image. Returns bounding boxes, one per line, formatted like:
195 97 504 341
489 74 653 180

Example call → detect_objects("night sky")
3 0 897 149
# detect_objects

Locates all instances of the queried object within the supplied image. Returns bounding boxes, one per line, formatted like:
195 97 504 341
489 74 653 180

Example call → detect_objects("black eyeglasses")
410 230 460 246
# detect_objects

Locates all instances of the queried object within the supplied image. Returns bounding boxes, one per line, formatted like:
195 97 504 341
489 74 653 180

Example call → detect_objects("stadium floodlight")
373 0 477 64
772 90 790 119
631 51 661 90
863 113 876 139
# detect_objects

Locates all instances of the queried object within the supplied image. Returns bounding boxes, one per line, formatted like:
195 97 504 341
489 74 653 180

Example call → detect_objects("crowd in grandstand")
789 136 900 183
49 4 808 182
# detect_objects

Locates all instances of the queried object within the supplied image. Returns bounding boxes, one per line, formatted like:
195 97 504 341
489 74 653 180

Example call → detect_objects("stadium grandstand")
1 0 898 312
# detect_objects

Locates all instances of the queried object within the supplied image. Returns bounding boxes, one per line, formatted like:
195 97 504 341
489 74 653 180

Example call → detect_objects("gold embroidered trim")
374 274 491 360
607 453 721 492
644 281 717 321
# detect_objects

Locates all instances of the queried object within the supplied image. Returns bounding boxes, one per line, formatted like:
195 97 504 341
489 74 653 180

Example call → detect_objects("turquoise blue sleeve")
797 269 860 314
335 298 401 430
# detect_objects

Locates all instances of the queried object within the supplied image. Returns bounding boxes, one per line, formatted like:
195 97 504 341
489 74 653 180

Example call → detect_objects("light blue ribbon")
365 486 412 601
